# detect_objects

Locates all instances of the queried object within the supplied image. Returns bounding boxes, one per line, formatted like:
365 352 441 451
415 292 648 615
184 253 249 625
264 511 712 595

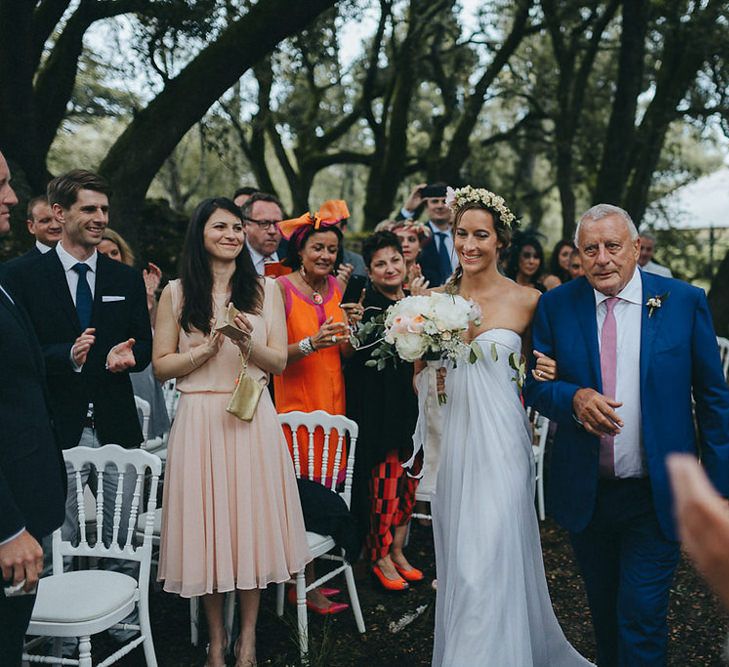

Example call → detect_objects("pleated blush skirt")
158 391 311 598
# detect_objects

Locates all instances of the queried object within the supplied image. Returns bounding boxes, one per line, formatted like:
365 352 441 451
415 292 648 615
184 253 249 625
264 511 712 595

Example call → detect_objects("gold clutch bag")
226 336 263 422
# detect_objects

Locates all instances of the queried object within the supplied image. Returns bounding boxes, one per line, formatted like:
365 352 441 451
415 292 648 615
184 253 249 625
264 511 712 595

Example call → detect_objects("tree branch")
99 0 338 219
306 150 372 170
31 0 72 71
33 0 151 157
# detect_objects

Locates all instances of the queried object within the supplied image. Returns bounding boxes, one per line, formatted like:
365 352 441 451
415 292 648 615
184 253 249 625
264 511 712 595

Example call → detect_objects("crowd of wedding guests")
0 150 723 667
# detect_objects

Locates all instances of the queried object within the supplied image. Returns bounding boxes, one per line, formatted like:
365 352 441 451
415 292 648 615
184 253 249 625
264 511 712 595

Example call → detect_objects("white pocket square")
102 295 125 302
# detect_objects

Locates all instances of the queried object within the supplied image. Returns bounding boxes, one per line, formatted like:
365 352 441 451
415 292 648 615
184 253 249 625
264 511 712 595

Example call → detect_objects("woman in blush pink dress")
153 197 310 667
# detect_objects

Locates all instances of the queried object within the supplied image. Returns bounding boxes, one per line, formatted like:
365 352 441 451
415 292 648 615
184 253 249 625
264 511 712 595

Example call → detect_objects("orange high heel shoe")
393 562 425 583
372 565 409 591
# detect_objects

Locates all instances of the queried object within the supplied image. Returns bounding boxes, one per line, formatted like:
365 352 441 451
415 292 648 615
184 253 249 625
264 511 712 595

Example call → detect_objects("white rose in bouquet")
394 332 429 362
429 292 475 332
355 292 485 402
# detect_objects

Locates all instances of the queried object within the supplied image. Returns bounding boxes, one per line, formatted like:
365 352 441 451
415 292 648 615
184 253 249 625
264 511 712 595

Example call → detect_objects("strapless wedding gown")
431 329 592 666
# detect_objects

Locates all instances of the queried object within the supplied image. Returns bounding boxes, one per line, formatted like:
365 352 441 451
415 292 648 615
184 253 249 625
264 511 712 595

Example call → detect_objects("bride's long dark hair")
179 197 263 335
446 201 513 293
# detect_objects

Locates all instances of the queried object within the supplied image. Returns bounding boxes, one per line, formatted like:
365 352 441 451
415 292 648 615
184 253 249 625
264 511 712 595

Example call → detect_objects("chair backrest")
162 378 180 421
526 407 549 457
278 410 358 509
717 336 729 382
55 445 162 579
134 395 151 443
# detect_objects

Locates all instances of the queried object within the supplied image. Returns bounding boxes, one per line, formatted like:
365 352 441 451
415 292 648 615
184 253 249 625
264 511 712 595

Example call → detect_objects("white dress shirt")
246 241 278 277
56 242 97 303
594 267 645 478
36 240 53 254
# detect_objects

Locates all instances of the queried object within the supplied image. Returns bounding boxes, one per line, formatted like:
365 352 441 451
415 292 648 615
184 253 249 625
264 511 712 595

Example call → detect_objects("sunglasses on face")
244 218 281 231
521 252 539 260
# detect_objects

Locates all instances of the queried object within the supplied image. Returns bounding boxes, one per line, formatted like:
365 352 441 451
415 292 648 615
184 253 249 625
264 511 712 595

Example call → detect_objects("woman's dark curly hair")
179 197 262 335
362 230 404 268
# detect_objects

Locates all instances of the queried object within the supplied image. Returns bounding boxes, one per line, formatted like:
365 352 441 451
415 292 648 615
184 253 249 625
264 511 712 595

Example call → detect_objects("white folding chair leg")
296 570 308 658
140 587 158 666
344 562 366 633
190 596 199 646
78 636 92 667
276 582 286 617
537 469 545 521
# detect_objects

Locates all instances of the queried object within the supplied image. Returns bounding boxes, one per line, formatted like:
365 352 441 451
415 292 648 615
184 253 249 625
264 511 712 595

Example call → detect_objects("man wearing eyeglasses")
240 192 285 276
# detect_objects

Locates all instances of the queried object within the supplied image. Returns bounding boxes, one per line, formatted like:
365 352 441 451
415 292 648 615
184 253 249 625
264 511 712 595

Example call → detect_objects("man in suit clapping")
5 169 152 645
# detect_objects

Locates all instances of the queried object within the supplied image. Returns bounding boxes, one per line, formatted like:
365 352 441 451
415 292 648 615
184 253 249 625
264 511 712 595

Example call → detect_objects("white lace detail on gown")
432 329 593 666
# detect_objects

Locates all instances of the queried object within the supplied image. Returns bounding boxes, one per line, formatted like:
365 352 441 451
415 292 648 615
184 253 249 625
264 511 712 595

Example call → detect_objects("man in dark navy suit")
0 151 65 666
6 169 152 646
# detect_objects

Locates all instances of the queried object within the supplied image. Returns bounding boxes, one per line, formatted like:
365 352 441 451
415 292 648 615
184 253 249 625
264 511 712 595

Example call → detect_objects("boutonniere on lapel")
645 292 669 318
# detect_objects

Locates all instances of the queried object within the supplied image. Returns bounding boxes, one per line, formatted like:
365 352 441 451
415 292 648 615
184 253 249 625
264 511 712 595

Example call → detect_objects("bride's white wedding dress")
431 329 592 666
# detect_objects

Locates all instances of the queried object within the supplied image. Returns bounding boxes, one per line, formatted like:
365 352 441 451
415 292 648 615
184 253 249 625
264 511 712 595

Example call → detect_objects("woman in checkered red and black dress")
345 231 424 592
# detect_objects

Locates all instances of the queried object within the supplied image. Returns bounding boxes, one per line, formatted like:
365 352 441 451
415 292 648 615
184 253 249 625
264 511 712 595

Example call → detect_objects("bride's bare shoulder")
502 280 541 313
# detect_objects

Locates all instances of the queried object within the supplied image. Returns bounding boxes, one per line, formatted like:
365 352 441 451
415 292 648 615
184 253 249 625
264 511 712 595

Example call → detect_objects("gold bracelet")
189 349 198 369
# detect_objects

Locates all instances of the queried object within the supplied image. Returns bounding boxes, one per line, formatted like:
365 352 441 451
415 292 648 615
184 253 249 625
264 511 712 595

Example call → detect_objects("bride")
429 187 592 666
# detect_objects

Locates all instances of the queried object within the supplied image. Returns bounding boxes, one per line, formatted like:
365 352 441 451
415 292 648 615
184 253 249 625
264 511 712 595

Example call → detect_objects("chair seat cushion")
32 571 137 623
136 507 162 534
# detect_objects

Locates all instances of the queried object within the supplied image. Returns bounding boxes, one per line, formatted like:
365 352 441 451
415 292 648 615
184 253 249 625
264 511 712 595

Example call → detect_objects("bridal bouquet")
353 292 483 403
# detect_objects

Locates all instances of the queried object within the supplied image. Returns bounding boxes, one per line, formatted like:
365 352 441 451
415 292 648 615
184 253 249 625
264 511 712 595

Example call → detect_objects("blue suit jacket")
523 271 729 541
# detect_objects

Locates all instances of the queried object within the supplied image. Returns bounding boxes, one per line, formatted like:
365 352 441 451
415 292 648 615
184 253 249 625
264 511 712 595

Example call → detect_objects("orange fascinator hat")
278 199 350 242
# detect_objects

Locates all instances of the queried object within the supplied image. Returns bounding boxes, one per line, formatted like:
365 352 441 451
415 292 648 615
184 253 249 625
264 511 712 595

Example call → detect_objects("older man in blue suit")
524 203 729 667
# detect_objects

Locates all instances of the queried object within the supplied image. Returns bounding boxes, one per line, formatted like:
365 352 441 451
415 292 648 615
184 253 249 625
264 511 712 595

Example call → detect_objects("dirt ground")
95 517 727 667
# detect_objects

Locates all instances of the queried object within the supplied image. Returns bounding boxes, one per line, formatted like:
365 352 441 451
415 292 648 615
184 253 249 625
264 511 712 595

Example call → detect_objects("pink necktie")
599 297 618 478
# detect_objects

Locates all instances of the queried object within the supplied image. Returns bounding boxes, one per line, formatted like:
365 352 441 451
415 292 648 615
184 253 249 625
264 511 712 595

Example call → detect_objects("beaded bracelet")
298 337 315 356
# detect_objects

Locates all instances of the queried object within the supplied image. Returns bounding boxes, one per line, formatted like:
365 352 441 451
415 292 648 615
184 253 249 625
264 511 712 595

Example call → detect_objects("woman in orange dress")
274 201 363 614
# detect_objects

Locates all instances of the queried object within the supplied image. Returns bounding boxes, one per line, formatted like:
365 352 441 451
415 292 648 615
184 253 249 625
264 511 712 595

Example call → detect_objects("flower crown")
445 185 517 228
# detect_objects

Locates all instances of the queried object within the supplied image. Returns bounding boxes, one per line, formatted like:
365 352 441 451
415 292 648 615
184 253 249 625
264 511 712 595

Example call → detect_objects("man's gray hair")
638 230 656 243
574 204 639 248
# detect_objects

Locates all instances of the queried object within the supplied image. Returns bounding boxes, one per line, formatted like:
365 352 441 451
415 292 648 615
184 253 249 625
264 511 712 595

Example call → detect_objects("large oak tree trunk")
99 0 337 244
593 0 649 205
